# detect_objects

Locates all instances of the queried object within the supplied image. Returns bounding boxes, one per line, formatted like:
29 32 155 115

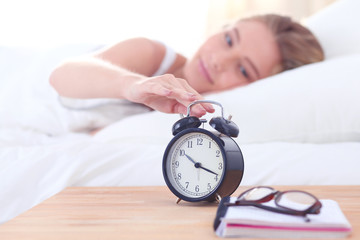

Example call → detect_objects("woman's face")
183 20 281 94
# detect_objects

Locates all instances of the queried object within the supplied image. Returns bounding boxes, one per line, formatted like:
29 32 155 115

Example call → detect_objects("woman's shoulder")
112 37 165 55
94 37 167 76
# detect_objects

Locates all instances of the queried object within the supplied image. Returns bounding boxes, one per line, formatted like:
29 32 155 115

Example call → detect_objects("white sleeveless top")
59 43 177 132
152 43 177 76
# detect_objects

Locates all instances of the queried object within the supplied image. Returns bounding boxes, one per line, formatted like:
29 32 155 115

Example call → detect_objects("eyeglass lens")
242 187 274 201
277 192 317 211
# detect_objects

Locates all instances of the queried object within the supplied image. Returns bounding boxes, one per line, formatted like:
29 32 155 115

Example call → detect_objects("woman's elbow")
49 62 70 94
49 67 59 90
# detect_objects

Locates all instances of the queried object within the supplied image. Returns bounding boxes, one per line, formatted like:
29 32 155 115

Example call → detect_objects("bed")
1 0 359 224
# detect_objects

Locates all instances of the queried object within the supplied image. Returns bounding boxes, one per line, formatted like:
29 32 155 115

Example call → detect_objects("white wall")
0 0 209 56
0 0 335 56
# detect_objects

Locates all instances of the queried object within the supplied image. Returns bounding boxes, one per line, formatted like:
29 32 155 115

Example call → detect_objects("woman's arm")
49 38 163 99
49 38 214 116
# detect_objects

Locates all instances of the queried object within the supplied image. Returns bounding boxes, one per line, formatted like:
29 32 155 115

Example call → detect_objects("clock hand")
184 154 197 165
198 165 218 176
185 154 202 180
185 154 218 175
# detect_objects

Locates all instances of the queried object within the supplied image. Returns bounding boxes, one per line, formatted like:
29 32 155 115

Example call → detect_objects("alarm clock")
162 100 244 203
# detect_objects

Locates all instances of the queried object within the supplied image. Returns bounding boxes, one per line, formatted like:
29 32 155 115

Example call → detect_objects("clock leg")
215 193 222 203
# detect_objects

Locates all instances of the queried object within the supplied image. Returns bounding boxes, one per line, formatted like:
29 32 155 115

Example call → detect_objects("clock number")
197 138 203 145
187 141 193 148
185 182 189 189
195 185 199 192
174 161 179 168
177 173 182 180
218 163 223 170
179 149 185 156
207 183 212 191
214 175 219 182
216 150 221 157
208 142 212 148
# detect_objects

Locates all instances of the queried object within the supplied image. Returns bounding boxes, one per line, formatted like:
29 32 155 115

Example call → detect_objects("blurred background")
0 0 336 56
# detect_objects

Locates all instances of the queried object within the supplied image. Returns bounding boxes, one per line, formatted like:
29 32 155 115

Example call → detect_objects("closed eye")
225 33 233 47
240 66 249 79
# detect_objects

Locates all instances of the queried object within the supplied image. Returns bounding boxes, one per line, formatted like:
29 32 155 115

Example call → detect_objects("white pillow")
97 54 360 144
206 54 360 143
306 0 360 59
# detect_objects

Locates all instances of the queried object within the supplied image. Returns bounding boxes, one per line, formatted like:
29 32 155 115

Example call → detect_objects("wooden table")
0 186 359 240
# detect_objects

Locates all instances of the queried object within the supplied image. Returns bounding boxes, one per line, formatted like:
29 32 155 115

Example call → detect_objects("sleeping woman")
49 14 324 133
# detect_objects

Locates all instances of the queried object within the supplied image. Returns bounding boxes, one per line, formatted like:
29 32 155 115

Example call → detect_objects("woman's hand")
123 74 214 117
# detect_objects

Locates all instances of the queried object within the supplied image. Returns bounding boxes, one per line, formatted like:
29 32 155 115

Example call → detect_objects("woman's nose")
210 52 232 72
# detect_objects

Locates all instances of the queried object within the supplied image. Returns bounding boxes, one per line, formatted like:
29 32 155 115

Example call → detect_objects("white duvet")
1 94 360 224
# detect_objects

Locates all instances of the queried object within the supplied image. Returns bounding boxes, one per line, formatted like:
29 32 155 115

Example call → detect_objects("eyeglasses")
225 186 322 222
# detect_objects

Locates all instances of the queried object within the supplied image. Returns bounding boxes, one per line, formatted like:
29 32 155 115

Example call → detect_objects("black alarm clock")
162 100 244 203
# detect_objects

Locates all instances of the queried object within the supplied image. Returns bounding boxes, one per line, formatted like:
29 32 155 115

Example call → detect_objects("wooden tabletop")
0 185 359 240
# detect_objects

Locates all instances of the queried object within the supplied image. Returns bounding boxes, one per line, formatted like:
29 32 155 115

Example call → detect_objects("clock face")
163 129 225 201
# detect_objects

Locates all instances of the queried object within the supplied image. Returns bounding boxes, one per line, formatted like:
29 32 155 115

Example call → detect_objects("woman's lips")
199 59 214 84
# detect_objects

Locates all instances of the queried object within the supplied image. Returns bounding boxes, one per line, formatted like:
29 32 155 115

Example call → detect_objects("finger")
188 96 215 114
168 92 212 116
148 85 173 97
145 78 213 116
168 88 198 102
146 82 195 103
163 90 214 116
172 103 187 115
166 90 214 117
200 102 215 113
174 83 216 114
160 87 196 104
170 102 207 118
141 87 199 115
190 105 207 117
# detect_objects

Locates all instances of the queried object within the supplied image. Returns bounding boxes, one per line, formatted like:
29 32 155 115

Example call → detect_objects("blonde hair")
243 14 324 72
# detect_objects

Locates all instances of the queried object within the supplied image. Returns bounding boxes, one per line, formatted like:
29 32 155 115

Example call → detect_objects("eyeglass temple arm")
225 202 307 217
